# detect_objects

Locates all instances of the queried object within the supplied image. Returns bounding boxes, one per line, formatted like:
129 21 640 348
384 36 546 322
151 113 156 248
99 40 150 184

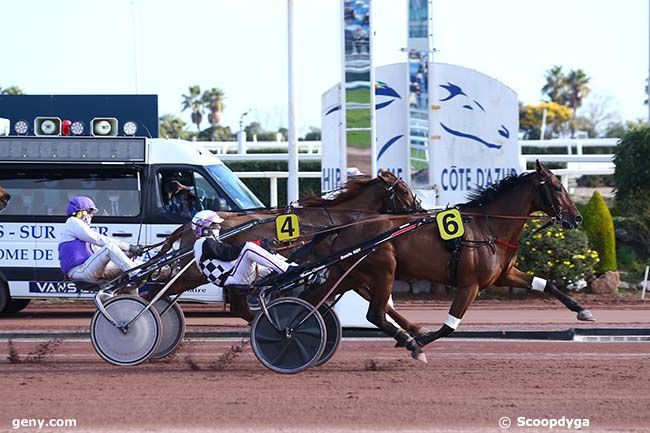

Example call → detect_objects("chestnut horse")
0 185 10 212
301 161 593 362
148 170 424 322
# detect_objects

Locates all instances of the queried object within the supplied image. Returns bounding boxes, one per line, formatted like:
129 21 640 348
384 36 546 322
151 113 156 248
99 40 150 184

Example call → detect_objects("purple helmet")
66 196 98 217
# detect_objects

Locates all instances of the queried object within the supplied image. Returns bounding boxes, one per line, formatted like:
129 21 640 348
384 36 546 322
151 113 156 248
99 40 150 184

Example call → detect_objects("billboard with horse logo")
428 63 521 205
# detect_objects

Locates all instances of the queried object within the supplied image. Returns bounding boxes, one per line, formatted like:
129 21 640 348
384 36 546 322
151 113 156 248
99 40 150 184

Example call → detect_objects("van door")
145 165 233 302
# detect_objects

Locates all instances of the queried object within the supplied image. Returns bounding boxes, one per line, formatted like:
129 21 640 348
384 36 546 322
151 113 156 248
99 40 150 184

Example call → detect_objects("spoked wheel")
150 297 186 359
312 304 342 367
250 297 326 374
90 295 162 366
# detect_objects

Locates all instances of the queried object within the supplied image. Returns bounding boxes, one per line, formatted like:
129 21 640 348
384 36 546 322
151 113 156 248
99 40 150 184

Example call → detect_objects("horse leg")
354 285 431 338
365 290 427 363
495 267 594 321
229 293 256 324
415 285 479 347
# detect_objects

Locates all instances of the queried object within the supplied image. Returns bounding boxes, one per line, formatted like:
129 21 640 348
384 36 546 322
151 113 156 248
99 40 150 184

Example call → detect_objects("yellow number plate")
436 209 465 240
275 214 300 241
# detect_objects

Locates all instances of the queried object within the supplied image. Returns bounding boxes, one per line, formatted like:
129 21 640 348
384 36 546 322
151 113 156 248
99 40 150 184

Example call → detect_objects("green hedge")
223 160 321 207
582 191 617 273
614 126 650 215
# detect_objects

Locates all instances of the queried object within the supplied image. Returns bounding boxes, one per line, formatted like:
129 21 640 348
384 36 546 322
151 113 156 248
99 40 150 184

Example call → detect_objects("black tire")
312 305 342 367
250 297 326 374
4 299 31 314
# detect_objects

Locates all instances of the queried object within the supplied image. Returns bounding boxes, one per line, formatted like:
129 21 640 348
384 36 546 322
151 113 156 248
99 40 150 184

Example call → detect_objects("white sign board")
375 63 409 180
321 84 343 193
429 63 521 205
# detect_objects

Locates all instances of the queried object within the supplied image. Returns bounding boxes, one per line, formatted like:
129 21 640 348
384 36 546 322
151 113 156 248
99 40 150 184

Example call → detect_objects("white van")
0 135 264 314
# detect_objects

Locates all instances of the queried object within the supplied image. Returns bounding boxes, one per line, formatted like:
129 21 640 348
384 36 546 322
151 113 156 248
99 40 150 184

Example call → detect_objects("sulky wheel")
250 297 326 374
150 297 186 360
312 304 342 367
90 295 162 366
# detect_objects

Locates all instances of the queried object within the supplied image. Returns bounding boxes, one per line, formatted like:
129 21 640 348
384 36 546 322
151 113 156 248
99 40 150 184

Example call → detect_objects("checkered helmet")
191 210 224 238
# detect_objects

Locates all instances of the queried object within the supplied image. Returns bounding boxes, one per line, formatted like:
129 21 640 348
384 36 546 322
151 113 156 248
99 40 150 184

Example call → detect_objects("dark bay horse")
148 171 424 322
0 185 10 212
302 161 593 362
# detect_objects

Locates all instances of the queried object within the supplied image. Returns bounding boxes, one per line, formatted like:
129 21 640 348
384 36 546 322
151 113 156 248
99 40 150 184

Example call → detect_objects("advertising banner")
428 63 521 205
375 63 409 179
321 84 343 193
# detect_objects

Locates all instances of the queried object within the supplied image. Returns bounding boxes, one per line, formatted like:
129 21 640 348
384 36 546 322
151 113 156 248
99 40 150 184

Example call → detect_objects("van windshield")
207 165 264 209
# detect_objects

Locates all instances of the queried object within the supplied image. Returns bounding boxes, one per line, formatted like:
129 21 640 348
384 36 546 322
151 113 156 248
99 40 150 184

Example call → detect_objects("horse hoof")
577 309 595 321
411 350 427 363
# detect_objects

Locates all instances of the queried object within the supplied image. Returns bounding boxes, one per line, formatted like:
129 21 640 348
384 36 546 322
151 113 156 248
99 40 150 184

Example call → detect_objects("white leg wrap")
444 314 462 330
532 276 547 292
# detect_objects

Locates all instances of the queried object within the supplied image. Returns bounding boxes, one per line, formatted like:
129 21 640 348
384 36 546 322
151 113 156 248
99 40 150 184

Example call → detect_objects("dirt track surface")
0 338 649 433
2 300 650 432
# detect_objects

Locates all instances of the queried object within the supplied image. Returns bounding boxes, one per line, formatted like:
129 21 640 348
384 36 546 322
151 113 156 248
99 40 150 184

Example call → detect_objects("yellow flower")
547 261 554 267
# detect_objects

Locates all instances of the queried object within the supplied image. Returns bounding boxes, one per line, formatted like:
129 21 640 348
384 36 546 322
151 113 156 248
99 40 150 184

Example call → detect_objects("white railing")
203 140 321 155
236 171 321 207
520 138 617 189
215 138 619 204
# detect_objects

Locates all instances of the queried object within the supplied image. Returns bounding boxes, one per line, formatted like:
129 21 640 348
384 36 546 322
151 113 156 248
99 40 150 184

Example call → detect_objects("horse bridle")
537 173 584 230
383 177 424 214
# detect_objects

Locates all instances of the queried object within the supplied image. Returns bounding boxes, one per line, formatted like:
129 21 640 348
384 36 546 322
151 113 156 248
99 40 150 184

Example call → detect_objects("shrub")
516 217 599 289
582 191 617 273
613 126 650 216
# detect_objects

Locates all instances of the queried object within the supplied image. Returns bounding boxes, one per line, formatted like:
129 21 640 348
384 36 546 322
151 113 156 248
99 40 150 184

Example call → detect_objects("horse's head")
438 82 510 150
0 185 10 212
533 160 582 229
377 170 424 214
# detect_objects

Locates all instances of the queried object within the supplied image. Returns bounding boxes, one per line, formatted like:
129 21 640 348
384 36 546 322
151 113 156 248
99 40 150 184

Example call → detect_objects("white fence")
203 138 619 204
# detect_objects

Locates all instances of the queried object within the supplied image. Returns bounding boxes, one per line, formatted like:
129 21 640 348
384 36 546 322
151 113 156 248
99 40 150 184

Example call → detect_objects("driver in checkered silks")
191 210 293 301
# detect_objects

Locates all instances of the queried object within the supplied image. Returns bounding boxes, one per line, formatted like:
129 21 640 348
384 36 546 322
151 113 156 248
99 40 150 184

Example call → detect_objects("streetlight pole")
287 0 299 204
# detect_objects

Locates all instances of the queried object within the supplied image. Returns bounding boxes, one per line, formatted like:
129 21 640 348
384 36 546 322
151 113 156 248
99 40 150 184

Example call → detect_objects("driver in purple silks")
58 196 143 292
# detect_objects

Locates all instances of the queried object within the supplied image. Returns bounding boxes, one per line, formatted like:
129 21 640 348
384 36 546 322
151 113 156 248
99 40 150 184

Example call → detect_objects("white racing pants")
225 242 290 286
68 240 140 283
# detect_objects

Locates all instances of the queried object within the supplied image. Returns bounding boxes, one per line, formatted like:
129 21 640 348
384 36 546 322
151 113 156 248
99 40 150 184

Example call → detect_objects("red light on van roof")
61 120 72 136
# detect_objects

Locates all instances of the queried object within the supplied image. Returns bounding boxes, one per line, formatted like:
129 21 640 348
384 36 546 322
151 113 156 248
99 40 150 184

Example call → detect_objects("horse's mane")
461 172 532 207
300 176 377 207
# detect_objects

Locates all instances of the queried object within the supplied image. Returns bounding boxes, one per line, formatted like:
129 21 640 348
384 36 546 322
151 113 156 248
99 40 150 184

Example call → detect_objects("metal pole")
540 107 547 141
339 0 348 188
131 0 140 94
287 0 299 204
369 1 377 177
642 265 649 300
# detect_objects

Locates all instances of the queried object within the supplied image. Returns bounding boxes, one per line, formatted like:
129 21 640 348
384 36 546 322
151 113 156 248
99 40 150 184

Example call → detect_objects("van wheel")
4 299 31 314
0 281 9 312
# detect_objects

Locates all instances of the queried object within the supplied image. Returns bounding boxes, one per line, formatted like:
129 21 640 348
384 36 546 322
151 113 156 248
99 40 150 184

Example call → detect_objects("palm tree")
202 87 226 127
0 86 24 95
565 69 591 136
181 85 203 134
159 114 188 139
541 65 568 105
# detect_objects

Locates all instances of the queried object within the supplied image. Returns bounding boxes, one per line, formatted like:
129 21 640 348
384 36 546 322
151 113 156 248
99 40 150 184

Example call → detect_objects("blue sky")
1 0 647 135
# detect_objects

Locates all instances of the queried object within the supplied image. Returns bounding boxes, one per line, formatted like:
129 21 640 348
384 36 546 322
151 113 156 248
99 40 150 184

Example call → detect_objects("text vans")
0 135 264 314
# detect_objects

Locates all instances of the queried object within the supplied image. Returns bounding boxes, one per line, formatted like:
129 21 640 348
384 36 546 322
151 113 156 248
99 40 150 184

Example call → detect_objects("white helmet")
191 210 224 238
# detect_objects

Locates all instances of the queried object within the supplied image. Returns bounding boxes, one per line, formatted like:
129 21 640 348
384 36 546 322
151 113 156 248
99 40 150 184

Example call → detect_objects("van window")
207 164 263 209
0 167 141 217
157 168 232 218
